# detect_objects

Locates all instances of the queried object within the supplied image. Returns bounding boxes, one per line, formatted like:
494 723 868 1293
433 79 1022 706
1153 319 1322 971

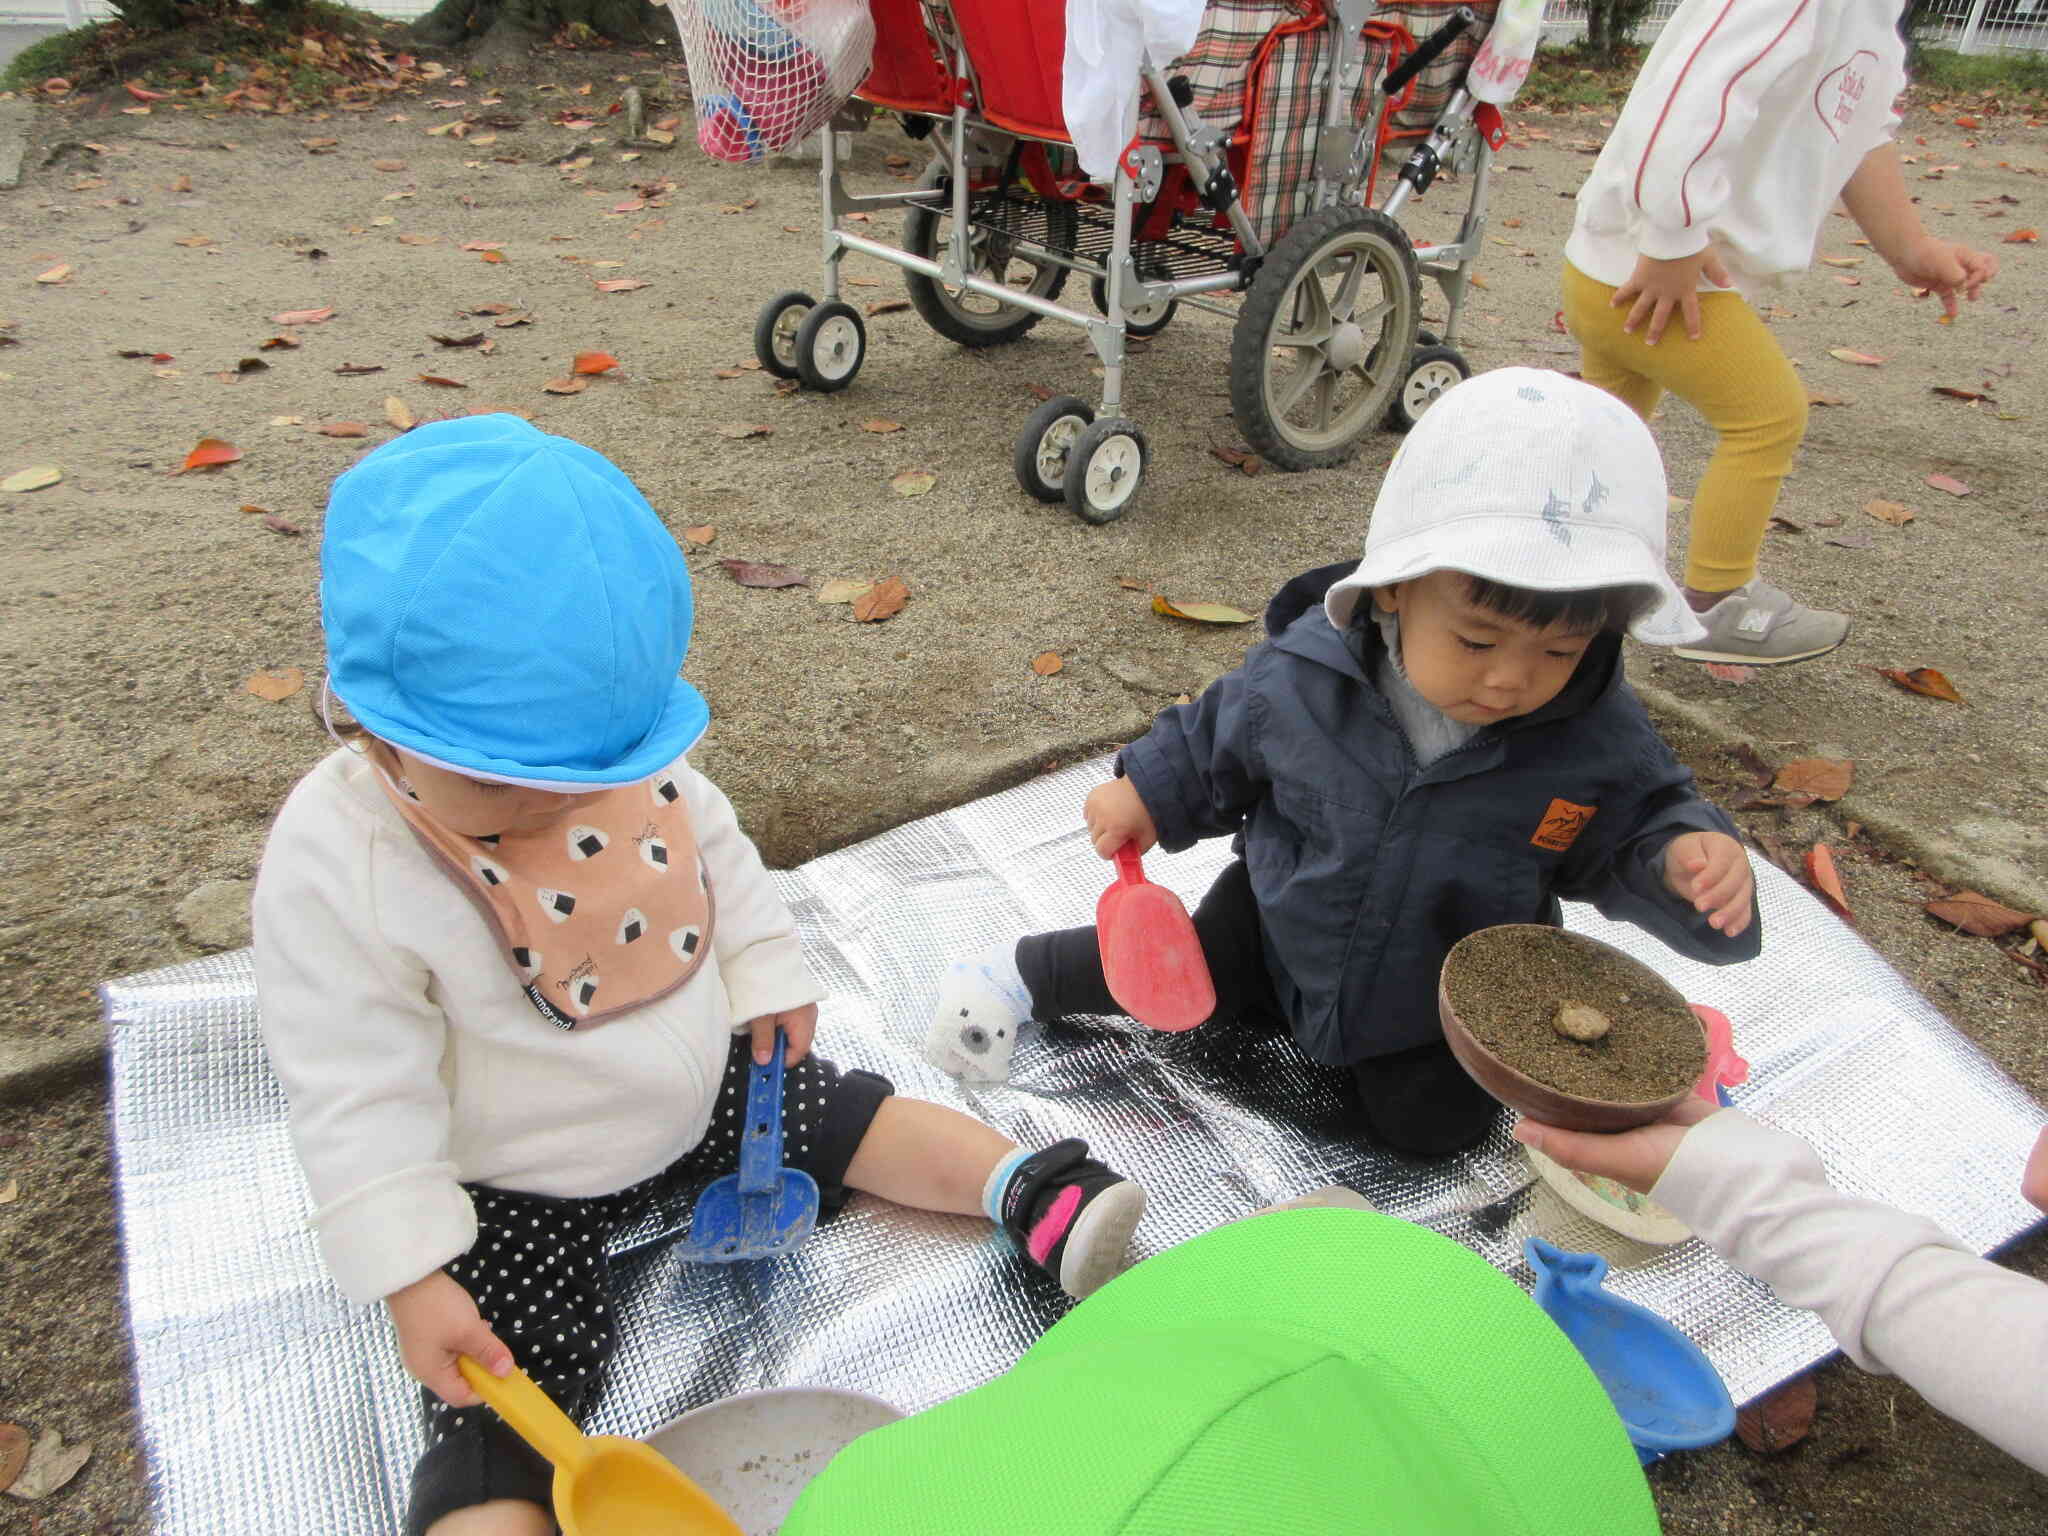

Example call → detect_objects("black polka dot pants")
405 1036 892 1534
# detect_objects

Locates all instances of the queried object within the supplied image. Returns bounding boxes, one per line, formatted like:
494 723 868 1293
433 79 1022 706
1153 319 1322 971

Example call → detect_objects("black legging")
1016 859 1497 1158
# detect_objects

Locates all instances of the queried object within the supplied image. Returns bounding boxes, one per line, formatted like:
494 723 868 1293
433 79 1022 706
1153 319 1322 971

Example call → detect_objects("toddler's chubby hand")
1083 777 1159 859
387 1269 515 1407
747 1002 817 1067
1892 235 1999 318
1662 831 1754 937
1512 1098 1721 1195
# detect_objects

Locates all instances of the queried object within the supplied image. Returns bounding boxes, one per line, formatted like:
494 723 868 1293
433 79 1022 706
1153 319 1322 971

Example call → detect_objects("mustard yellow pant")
1560 261 1808 596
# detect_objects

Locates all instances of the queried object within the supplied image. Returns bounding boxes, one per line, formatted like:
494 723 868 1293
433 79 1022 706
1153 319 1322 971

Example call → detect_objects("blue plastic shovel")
677 1029 820 1262
1524 1237 1735 1463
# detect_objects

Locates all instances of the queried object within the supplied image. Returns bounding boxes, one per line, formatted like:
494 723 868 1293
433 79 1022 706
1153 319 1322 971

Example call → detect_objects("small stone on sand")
1552 1002 1612 1043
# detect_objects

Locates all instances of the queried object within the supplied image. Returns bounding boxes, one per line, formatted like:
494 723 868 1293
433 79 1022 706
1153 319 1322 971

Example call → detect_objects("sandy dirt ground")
1 36 2045 1534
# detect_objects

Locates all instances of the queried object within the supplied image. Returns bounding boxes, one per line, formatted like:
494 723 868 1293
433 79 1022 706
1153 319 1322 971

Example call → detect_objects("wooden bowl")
1438 926 1706 1134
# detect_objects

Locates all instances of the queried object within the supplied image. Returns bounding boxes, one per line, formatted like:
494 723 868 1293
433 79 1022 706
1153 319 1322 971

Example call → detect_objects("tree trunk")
411 0 667 50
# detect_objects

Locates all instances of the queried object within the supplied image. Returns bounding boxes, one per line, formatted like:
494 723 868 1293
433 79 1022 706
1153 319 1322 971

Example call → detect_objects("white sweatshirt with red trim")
1565 0 1905 291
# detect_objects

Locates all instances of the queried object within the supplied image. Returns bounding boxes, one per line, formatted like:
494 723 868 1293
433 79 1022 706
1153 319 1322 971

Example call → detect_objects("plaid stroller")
745 0 1511 522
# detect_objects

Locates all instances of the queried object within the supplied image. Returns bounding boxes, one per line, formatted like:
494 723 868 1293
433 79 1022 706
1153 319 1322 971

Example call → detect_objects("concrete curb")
0 96 35 191
1635 681 2048 917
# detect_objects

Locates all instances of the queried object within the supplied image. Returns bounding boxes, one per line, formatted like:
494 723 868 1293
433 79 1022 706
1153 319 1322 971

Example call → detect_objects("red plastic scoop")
1096 844 1215 1032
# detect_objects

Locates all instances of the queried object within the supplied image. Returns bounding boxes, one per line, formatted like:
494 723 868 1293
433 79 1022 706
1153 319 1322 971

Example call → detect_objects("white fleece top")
251 748 823 1307
1566 0 1904 291
1653 1110 2048 1472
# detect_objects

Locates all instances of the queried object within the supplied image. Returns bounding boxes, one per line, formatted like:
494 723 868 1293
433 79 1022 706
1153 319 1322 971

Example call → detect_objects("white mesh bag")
668 0 876 162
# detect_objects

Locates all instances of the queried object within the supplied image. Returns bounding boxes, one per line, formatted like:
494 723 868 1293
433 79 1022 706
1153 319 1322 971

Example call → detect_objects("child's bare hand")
1083 777 1158 859
1512 1098 1721 1195
747 1002 817 1066
387 1269 514 1407
1613 248 1733 344
1892 235 1999 318
1662 831 1754 936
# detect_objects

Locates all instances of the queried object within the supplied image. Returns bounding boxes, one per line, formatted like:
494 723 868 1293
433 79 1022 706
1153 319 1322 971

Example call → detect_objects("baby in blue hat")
252 416 1147 1536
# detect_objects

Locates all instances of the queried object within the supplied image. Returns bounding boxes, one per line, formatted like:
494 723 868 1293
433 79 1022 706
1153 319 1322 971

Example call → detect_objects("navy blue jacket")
1118 563 1760 1064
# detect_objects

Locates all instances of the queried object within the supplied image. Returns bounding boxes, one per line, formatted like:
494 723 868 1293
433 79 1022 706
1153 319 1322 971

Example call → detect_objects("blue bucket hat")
320 415 708 788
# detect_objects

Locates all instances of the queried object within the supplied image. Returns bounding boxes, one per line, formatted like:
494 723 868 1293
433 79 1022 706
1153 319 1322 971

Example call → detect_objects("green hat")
782 1209 1655 1535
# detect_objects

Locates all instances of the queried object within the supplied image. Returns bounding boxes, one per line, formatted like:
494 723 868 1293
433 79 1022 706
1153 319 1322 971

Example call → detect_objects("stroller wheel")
1014 394 1096 503
1387 344 1471 432
1090 273 1178 338
1063 417 1148 525
754 290 816 379
794 301 866 393
1229 206 1418 470
903 167 1073 348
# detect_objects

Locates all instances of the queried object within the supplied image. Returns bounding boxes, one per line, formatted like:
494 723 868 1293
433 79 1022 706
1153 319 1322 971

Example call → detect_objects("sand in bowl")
1443 927 1704 1105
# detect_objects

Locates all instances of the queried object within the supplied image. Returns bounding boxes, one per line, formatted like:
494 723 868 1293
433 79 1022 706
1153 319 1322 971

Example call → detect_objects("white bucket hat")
1323 368 1705 646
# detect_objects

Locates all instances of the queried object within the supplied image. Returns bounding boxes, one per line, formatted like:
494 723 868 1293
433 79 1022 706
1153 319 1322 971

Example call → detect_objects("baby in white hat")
929 370 1758 1156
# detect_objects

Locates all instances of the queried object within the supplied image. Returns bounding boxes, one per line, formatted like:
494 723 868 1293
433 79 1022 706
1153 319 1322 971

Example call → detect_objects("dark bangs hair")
1461 574 1648 636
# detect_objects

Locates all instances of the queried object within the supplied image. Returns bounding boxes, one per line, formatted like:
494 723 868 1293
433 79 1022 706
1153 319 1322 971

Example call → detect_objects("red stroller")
750 0 1510 522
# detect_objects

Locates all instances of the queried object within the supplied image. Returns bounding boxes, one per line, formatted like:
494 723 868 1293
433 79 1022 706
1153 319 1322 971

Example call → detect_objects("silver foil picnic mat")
104 756 2046 1534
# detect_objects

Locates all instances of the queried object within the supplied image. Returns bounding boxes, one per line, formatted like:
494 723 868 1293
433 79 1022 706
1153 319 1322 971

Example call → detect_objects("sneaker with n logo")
1672 579 1849 667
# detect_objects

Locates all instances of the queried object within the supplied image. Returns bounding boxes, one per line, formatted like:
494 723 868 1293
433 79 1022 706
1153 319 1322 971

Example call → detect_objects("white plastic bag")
1468 0 1544 107
670 0 876 162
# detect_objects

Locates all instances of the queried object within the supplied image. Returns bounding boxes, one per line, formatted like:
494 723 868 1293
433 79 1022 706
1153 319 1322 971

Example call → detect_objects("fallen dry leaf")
1924 472 1972 496
372 158 409 172
174 234 212 248
334 362 385 376
1031 651 1064 676
35 264 72 284
718 558 807 589
431 331 485 348
1932 385 1995 403
1819 255 1863 268
178 437 241 473
0 1422 27 1494
2 465 62 493
681 525 715 546
816 577 871 604
1827 347 1884 366
262 513 303 537
2003 228 2039 243
860 419 904 434
1863 499 1916 525
493 312 535 328
1805 843 1851 919
1875 665 1965 704
1703 662 1757 684
1209 444 1265 477
1925 890 2034 938
316 421 369 438
890 469 937 497
479 250 505 264
716 422 773 439
594 278 650 293
259 333 301 350
1734 1373 1817 1455
244 667 305 702
1152 595 1255 625
543 376 589 394
864 299 910 317
385 396 416 430
1807 392 1849 407
571 351 619 375
268 415 304 426
397 232 439 246
853 577 910 623
1773 757 1855 802
271 306 336 326
416 374 467 388
3 1428 91 1501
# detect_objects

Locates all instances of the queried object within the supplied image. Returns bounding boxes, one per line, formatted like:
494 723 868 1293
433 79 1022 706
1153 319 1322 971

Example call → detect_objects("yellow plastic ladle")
456 1357 743 1536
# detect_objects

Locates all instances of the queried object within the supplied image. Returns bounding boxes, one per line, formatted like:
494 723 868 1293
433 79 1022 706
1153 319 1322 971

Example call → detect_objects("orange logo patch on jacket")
1532 798 1597 852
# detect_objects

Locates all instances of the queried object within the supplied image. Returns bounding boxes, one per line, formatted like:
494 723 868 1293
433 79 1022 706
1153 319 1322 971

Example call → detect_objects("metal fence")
4 0 2045 56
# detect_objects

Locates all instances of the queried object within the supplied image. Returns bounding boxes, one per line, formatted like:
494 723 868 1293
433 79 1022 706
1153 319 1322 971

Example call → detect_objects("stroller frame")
749 0 1502 521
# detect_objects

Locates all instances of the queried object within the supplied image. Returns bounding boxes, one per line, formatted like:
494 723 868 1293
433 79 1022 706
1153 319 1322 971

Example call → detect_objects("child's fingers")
748 1015 779 1064
782 1013 816 1065
1680 291 1704 342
